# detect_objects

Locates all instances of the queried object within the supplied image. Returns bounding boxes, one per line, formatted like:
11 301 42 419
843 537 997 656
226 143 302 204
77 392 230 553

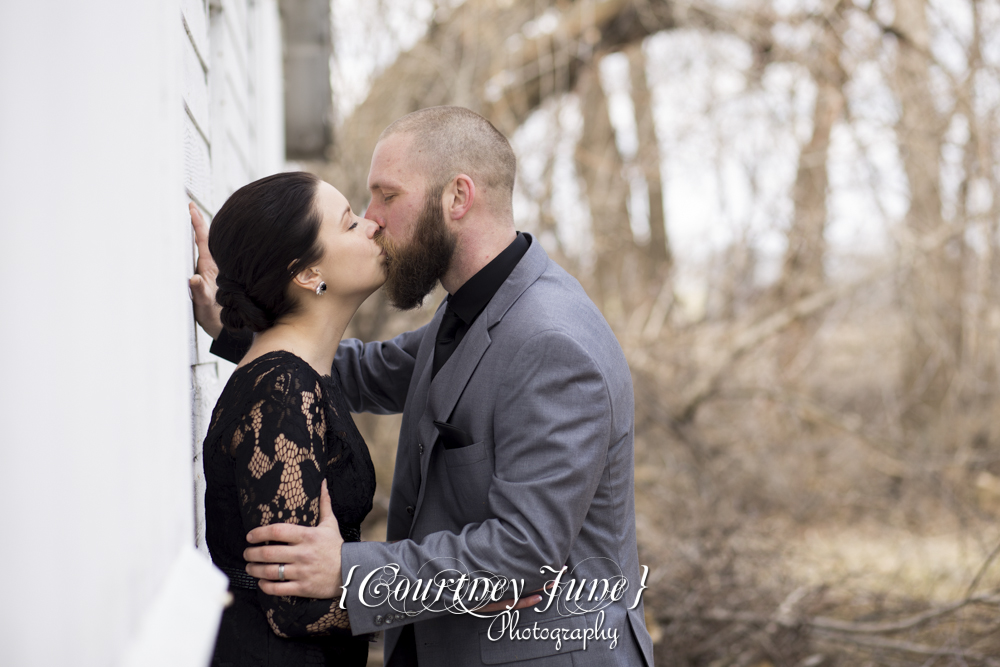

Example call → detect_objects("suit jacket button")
418 443 424 455
374 615 383 626
406 505 414 516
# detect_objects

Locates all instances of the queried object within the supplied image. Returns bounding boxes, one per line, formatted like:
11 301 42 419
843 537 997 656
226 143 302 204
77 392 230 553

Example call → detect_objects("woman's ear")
445 174 476 221
291 266 323 294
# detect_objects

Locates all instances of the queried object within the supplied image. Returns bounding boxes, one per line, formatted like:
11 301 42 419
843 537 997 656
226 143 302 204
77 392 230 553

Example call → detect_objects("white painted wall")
0 1 285 665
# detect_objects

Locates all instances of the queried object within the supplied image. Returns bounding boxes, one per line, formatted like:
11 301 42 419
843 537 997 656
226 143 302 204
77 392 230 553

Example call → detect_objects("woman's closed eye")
348 221 358 230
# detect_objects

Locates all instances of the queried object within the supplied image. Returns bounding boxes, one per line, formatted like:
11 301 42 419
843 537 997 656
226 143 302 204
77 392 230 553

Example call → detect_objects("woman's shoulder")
209 350 339 434
230 350 331 407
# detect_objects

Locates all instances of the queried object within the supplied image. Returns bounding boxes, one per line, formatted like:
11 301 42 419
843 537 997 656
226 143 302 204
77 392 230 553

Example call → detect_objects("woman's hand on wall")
189 202 223 339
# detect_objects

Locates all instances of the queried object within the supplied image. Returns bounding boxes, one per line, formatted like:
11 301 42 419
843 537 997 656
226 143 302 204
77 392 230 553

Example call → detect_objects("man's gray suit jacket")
334 236 654 666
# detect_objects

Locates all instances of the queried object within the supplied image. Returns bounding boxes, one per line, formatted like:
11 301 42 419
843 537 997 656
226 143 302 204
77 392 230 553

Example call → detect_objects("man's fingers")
243 544 302 565
318 479 338 526
245 562 297 581
257 579 307 597
246 523 309 545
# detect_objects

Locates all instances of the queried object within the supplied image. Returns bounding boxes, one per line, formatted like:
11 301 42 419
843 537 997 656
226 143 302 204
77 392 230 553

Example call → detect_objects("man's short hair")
379 106 516 216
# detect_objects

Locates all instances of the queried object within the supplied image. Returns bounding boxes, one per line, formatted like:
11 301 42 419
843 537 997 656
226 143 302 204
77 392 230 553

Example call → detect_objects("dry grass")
625 271 1000 666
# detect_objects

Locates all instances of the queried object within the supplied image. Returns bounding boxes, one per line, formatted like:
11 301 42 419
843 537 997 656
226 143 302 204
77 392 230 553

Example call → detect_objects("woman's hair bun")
216 275 273 333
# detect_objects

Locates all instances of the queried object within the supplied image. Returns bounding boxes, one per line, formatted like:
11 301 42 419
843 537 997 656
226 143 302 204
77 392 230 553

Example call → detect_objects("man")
192 106 654 666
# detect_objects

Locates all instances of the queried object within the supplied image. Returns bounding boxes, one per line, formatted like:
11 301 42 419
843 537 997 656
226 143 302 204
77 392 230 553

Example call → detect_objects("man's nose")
364 202 384 228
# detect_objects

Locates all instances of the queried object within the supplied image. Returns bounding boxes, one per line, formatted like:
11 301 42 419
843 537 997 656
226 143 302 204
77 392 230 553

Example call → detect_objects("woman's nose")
365 218 380 238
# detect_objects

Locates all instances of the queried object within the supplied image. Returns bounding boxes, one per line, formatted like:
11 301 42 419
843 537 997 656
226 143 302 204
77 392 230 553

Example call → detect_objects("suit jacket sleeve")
340 329 613 634
213 321 428 413
332 323 428 415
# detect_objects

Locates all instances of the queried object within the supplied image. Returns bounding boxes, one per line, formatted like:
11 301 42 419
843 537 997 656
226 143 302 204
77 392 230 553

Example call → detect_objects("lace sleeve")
229 365 351 637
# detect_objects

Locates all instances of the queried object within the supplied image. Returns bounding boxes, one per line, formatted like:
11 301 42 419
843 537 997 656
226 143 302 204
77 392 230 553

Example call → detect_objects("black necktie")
433 306 463 378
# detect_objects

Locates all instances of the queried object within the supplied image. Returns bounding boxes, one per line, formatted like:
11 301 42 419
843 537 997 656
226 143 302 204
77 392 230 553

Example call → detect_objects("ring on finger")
278 564 285 582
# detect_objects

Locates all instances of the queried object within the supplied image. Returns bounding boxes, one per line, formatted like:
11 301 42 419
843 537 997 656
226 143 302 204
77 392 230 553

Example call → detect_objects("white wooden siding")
189 0 285 554
183 114 213 213
182 35 211 147
182 0 211 67
183 0 218 558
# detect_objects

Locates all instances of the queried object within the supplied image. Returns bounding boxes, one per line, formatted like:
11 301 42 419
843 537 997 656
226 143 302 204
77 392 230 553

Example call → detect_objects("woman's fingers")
480 594 544 614
189 203 211 258
188 202 224 337
189 274 207 301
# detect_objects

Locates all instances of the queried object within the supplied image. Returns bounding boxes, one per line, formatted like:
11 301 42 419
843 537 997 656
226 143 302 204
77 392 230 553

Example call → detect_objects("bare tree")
575 62 635 323
771 0 848 369
776 0 847 304
628 42 673 286
890 0 963 430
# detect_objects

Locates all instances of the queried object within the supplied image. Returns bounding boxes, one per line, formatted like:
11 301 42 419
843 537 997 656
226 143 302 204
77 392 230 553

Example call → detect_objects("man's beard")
377 185 456 310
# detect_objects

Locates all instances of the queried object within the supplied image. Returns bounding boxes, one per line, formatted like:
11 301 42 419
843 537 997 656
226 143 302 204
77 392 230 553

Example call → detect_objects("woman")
198 172 383 665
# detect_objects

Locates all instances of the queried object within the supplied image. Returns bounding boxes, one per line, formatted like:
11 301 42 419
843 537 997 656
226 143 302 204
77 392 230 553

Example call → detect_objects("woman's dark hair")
209 171 324 332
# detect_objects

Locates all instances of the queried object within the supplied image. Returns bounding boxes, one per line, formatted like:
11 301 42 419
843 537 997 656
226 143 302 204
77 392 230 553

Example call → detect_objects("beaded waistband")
221 566 259 590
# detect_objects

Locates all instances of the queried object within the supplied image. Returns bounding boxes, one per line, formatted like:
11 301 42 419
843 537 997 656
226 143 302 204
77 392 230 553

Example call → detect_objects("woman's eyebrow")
340 205 352 227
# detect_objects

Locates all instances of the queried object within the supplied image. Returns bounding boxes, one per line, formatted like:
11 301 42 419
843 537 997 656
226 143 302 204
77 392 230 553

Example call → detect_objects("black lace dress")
203 351 377 666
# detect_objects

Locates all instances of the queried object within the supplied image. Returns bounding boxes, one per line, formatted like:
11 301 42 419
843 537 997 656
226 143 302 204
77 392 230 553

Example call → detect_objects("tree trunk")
779 67 842 301
772 1 846 369
777 0 848 303
891 0 963 429
628 43 672 287
575 63 634 324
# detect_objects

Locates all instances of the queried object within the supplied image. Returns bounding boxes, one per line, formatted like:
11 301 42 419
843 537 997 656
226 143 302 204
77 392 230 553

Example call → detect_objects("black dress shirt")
432 232 529 376
210 233 531 367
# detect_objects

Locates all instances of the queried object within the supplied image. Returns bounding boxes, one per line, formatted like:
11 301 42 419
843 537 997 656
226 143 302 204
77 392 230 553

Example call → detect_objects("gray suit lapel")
411 305 444 469
481 233 549 327
418 235 550 480
426 317 491 424
387 305 441 537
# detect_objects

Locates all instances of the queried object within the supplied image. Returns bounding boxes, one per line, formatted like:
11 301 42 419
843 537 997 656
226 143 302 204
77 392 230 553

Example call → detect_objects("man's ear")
291 266 323 294
445 174 476 221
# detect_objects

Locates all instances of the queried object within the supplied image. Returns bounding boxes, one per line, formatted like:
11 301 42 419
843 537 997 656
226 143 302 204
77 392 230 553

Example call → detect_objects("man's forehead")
368 133 423 190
